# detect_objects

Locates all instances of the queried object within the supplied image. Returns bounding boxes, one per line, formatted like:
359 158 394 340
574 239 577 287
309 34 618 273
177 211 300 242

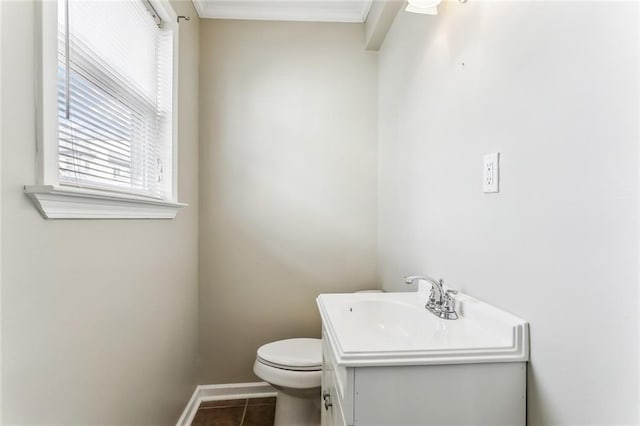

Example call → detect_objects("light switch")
483 152 500 193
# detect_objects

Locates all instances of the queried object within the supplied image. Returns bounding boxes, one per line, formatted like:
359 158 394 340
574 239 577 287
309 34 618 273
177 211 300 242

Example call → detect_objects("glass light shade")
405 0 441 14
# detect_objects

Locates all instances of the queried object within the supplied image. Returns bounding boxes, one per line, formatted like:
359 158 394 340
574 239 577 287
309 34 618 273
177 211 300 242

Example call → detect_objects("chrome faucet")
405 275 444 306
405 275 459 320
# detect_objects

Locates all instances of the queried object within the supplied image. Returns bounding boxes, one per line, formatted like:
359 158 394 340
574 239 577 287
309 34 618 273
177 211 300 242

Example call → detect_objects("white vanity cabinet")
317 291 529 426
320 329 526 426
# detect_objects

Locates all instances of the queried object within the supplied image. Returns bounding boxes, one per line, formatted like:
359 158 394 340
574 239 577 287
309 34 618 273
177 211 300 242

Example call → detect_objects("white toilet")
253 338 322 426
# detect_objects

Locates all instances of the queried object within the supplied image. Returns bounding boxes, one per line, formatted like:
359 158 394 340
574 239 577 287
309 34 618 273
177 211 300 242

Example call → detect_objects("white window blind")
57 0 173 200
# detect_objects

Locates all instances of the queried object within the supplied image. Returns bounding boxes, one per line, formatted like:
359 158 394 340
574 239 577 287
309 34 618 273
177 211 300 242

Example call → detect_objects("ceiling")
191 0 374 23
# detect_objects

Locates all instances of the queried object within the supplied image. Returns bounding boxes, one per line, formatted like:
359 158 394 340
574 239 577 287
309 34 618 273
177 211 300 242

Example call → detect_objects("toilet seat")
254 360 321 389
257 338 322 371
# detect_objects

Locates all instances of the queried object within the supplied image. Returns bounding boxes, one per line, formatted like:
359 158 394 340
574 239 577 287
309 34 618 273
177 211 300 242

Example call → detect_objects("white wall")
198 20 378 383
0 1 199 424
378 1 639 424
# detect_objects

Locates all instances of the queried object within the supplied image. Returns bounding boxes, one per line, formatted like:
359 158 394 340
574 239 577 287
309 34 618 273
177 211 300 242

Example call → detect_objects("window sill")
24 185 187 219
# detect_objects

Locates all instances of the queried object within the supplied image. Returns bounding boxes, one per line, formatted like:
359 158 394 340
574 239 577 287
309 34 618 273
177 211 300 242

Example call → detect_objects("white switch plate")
483 152 500 193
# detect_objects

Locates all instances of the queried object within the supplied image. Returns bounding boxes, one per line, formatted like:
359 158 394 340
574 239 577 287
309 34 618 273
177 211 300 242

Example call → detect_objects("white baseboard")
176 382 276 426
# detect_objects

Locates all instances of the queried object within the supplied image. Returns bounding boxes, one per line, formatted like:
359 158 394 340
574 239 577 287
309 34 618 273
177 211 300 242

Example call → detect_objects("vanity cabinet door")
322 335 348 426
332 394 347 426
322 363 347 426
321 345 335 426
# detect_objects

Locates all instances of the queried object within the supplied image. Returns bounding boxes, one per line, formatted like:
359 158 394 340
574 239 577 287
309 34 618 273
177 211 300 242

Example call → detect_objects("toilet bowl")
253 338 322 426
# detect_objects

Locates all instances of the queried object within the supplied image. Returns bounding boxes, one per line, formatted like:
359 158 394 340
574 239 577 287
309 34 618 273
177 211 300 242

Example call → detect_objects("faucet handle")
442 289 458 312
428 281 444 303
444 289 458 302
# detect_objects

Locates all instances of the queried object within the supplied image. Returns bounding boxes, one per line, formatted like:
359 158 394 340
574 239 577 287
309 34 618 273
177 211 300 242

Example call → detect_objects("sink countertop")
316 290 529 367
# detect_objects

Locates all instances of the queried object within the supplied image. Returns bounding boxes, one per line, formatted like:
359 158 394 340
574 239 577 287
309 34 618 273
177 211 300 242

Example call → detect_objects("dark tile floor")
191 397 276 426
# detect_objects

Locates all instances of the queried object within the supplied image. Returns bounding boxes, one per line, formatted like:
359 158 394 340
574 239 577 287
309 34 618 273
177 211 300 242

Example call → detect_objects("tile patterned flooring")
191 397 276 426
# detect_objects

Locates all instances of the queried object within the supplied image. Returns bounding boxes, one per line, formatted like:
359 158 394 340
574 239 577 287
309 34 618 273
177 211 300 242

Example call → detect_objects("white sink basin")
316 286 529 367
335 299 427 347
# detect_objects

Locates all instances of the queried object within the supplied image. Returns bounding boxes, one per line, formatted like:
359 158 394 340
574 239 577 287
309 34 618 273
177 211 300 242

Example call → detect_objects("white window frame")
25 0 186 219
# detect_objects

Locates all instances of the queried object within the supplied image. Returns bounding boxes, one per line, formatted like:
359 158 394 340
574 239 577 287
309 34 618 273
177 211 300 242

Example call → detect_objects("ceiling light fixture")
405 0 441 15
406 0 467 15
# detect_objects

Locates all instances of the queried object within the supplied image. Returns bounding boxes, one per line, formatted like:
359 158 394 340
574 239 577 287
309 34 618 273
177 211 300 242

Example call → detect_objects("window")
26 0 185 219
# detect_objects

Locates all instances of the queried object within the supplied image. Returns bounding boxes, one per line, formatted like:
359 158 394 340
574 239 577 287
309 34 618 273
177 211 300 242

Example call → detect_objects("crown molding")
192 0 373 23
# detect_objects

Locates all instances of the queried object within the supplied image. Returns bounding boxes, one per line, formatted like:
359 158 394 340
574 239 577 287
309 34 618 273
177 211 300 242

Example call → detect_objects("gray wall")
198 20 378 383
0 1 200 424
377 1 639 425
